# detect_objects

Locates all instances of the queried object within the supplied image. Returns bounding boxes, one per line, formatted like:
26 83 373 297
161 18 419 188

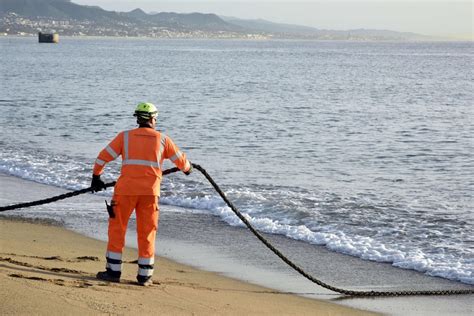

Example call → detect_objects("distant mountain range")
220 16 428 40
0 0 430 40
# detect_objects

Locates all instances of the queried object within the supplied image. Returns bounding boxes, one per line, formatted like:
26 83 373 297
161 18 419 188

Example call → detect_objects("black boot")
96 269 120 283
137 275 153 286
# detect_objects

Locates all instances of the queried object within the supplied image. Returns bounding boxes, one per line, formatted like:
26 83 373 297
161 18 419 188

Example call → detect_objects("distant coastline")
1 33 470 43
0 0 448 41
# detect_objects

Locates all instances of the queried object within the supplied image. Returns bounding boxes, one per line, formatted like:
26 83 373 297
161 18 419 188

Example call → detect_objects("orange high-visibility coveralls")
93 127 191 280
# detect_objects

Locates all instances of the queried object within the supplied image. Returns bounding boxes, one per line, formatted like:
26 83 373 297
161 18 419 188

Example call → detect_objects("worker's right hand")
184 164 193 176
91 174 107 192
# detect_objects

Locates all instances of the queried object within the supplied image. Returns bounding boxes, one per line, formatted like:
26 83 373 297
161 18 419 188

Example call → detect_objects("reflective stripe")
160 133 166 147
138 268 154 277
120 131 161 170
106 251 122 260
106 262 122 272
123 131 129 160
106 145 118 159
95 158 106 166
138 257 155 265
123 159 160 168
170 151 182 162
158 133 166 161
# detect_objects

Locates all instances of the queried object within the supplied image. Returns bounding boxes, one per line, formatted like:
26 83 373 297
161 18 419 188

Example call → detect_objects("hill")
220 16 429 41
0 0 240 32
0 0 430 40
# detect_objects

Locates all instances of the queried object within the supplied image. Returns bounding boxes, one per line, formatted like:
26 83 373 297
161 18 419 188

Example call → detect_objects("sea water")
0 37 472 285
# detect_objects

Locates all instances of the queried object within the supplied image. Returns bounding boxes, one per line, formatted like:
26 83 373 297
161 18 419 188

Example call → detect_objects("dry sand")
0 218 375 315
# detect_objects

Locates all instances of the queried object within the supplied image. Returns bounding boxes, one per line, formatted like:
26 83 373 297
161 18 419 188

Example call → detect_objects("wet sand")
1 173 472 315
0 218 372 315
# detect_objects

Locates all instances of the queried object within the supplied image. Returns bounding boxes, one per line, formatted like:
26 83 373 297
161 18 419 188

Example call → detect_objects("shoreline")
0 217 371 315
1 173 473 315
1 34 471 43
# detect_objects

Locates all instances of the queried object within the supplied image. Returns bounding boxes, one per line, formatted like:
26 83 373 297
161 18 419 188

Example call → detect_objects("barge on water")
38 32 59 43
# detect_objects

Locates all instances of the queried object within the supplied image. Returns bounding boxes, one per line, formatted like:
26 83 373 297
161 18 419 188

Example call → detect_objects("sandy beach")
1 172 473 315
0 217 373 315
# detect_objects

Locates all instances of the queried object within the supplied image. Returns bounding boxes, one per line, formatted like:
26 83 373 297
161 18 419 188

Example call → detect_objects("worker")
91 102 192 286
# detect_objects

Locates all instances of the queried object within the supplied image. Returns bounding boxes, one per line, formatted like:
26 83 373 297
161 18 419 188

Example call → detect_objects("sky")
72 1 473 39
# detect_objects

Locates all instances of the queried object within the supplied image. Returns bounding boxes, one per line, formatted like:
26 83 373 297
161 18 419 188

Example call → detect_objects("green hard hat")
134 102 158 119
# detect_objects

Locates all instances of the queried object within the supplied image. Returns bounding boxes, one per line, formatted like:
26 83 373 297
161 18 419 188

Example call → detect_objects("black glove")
184 164 193 176
91 174 106 192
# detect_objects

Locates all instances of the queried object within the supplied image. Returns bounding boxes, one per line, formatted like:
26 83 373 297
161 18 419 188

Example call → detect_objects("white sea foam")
1 153 472 285
0 149 114 196
159 194 474 285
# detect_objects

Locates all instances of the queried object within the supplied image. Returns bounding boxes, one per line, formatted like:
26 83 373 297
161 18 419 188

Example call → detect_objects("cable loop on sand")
1 164 473 297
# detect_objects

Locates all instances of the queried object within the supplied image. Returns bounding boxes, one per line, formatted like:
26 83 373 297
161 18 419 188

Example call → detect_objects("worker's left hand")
91 174 107 192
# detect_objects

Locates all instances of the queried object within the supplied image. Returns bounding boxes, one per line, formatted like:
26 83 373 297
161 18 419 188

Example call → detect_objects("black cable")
0 167 180 212
0 164 472 296
191 164 473 297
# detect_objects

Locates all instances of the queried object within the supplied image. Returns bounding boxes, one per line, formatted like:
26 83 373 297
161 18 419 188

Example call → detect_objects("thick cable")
0 164 472 296
190 164 473 297
0 168 179 212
